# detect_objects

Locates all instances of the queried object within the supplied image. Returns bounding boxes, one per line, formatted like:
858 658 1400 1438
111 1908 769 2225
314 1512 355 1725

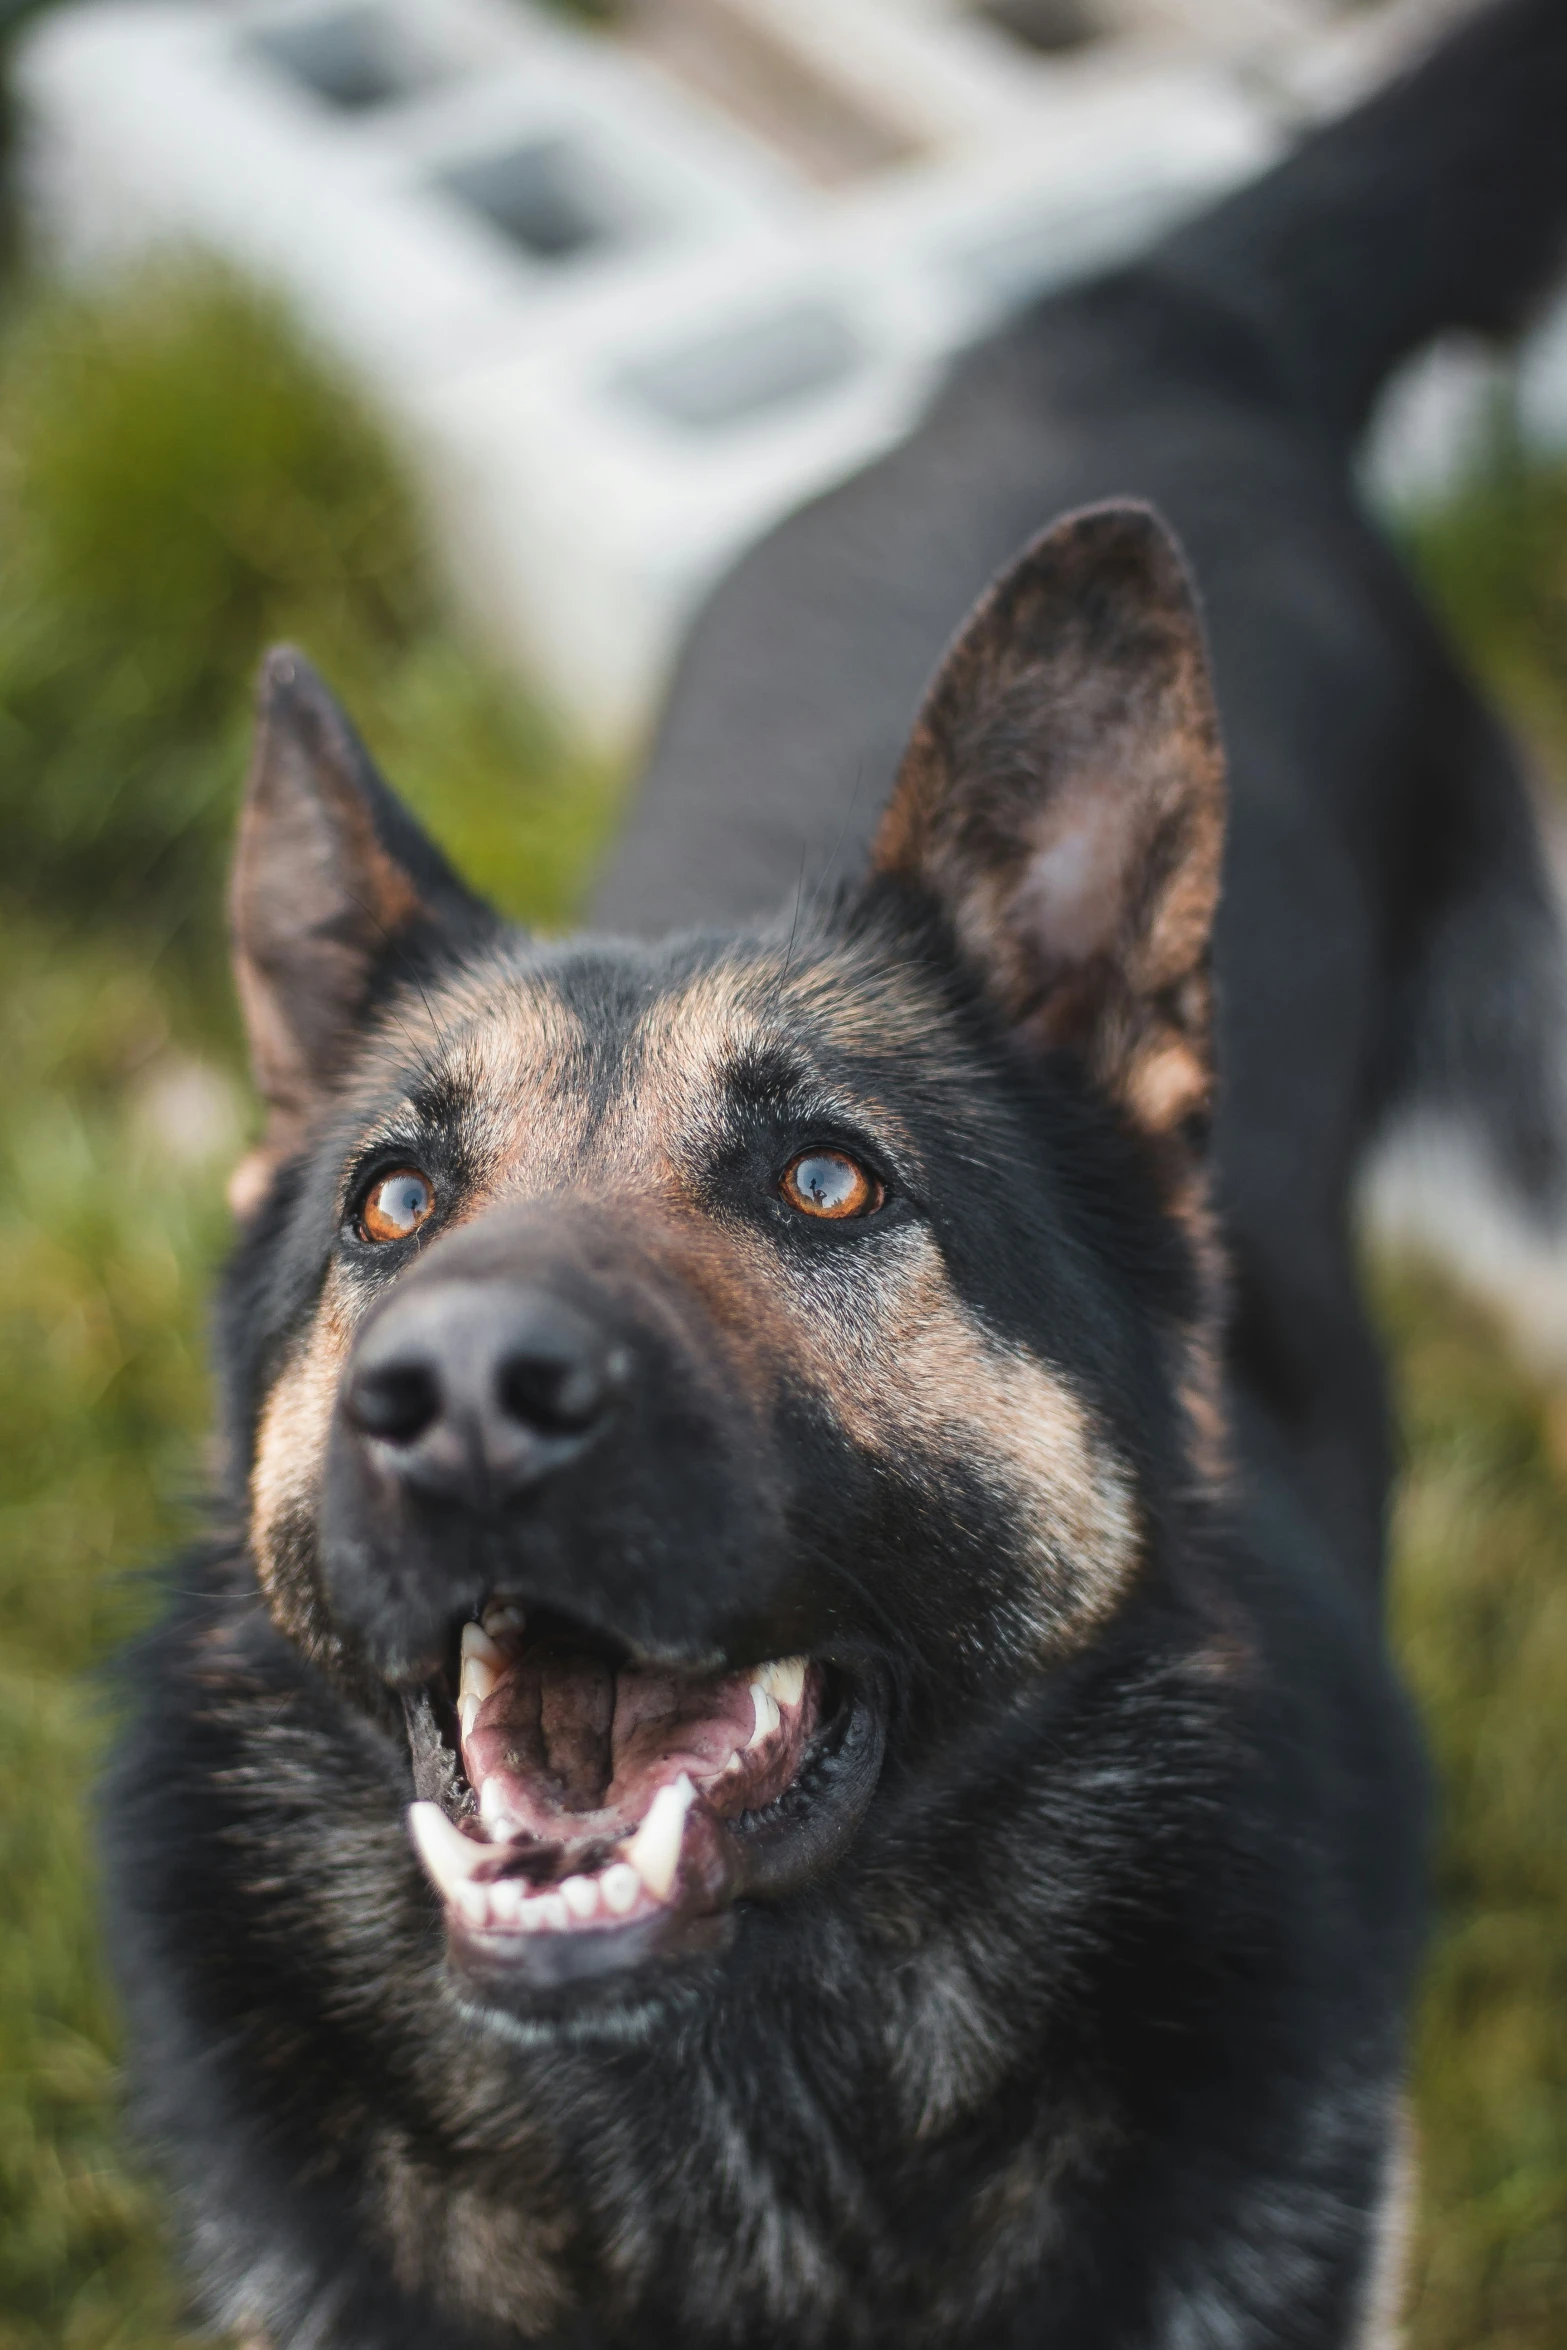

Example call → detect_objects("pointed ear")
228 646 493 1213
872 502 1225 1142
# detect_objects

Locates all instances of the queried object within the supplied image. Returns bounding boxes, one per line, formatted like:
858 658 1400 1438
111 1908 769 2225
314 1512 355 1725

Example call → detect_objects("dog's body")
108 5 1567 2345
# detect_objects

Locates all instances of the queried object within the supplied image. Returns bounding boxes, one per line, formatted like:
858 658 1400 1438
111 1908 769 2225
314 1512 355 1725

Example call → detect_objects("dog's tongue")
460 1627 773 1847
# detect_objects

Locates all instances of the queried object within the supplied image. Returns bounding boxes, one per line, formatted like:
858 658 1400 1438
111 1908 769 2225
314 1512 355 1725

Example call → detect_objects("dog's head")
218 501 1226 2025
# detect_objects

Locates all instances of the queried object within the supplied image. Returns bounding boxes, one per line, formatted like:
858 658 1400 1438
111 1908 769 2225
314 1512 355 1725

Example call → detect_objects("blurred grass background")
0 248 1562 2348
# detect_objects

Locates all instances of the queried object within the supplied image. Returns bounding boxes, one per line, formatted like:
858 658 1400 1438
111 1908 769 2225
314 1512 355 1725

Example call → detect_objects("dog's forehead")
351 927 953 1189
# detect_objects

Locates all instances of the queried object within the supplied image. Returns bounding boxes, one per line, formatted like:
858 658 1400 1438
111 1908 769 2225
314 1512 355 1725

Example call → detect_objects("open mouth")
404 1599 886 1996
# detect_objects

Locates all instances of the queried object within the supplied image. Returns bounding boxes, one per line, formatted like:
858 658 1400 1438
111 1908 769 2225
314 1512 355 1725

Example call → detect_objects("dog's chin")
398 1598 887 2023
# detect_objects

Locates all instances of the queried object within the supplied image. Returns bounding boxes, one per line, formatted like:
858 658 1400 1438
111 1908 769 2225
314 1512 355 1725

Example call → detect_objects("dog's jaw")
403 1599 886 2006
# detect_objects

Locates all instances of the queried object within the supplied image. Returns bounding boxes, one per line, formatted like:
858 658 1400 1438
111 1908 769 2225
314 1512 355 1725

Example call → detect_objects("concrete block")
21 0 1536 743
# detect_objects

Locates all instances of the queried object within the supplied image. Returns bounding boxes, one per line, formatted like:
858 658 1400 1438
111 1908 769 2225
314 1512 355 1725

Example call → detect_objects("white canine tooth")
458 1623 501 1717
747 1684 780 1749
459 1694 480 1740
488 1878 526 1924
459 1657 497 1712
765 1657 807 1709
561 1874 599 1921
462 1620 507 1668
626 1774 694 1903
529 1893 569 1933
408 1802 489 1900
478 1779 521 1835
481 1600 526 1637
453 1880 488 1927
601 1863 640 1915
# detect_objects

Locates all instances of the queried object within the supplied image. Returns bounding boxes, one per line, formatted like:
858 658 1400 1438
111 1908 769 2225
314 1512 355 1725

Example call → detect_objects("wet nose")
342 1281 628 1502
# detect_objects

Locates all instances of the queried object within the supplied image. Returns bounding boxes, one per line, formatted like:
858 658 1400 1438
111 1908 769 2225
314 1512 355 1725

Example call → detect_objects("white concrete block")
1519 295 1567 460
23 0 1526 743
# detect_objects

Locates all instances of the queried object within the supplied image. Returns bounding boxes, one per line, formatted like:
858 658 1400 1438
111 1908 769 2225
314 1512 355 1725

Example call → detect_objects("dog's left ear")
228 646 494 1215
872 501 1225 1143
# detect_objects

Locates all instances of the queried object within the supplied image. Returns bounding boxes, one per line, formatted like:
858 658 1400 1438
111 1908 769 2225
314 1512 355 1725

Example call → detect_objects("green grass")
0 264 616 2349
0 915 226 2350
0 264 610 964
1382 1264 1567 2348
1402 425 1567 781
0 262 1564 2346
1383 441 1567 2347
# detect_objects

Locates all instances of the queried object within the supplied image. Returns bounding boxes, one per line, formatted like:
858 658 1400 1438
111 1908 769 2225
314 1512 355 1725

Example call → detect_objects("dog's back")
596 0 1567 1591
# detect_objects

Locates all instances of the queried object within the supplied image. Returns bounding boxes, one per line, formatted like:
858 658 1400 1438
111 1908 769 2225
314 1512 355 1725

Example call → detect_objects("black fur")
106 4 1567 2343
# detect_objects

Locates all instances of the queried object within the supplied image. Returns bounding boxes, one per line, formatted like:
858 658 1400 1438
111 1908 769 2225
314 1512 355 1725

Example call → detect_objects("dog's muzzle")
318 1220 889 2009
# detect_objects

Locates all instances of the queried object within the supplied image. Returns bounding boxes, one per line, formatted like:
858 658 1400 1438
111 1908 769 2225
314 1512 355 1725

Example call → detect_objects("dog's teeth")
478 1779 521 1836
409 1802 489 1901
459 1622 503 1717
458 1661 495 1718
759 1656 807 1709
530 1892 569 1933
747 1683 780 1748
625 1774 694 1902
601 1863 640 1915
459 1694 480 1739
488 1878 526 1924
480 1600 525 1637
453 1880 489 1927
462 1620 506 1668
561 1874 599 1921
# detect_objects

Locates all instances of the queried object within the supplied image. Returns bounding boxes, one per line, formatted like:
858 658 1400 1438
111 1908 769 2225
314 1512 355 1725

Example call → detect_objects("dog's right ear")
228 646 493 1217
870 502 1225 1149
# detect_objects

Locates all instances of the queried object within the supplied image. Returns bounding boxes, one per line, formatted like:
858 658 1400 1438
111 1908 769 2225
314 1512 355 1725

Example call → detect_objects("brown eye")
780 1149 881 1221
359 1168 436 1244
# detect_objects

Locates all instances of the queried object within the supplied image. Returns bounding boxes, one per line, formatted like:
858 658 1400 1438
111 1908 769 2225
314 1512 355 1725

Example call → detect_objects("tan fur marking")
1165 1167 1230 1490
435 989 594 1196
1122 1035 1210 1136
249 1273 356 1660
619 954 917 1177
342 961 592 1184
786 1229 1141 1646
1178 1362 1231 1491
227 1146 280 1222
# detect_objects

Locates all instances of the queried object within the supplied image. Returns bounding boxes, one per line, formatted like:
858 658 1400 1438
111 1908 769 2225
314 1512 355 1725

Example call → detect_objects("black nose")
342 1281 628 1503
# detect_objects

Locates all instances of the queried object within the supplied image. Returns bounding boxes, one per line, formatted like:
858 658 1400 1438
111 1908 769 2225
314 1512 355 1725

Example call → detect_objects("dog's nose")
342 1281 627 1502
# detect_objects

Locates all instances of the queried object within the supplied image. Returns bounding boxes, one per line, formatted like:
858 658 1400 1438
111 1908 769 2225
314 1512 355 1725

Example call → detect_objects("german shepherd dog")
108 2 1567 2342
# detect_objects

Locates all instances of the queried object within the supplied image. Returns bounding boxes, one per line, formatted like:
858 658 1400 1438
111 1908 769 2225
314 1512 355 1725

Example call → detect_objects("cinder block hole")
616 303 860 431
437 138 628 263
250 9 438 111
975 0 1102 53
